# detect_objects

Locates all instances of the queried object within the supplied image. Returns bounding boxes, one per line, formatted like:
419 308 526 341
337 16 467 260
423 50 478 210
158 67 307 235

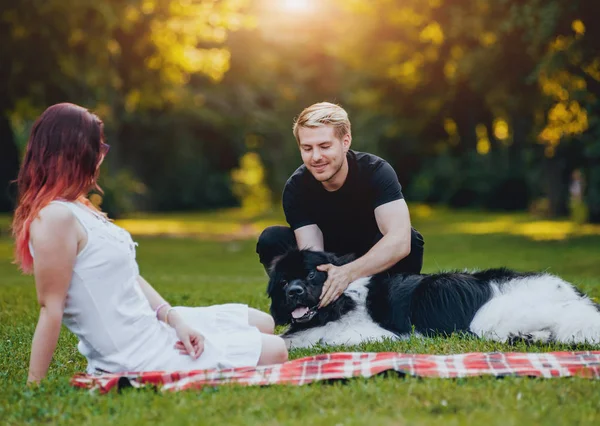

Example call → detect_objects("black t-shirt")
283 150 404 257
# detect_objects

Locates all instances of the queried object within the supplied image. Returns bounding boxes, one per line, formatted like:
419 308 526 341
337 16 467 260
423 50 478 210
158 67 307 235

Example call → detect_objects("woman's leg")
257 334 288 365
248 308 275 334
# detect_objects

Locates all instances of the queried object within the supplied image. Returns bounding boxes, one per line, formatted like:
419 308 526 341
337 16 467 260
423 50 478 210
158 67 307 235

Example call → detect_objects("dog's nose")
286 281 305 297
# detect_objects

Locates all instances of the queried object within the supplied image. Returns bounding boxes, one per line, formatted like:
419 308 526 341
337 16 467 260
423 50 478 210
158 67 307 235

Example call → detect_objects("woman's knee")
258 334 288 365
248 308 275 334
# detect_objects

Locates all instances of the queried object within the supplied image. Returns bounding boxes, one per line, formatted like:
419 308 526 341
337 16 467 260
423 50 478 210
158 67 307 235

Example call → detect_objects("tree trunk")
0 113 20 212
544 150 570 218
509 113 532 169
585 149 600 224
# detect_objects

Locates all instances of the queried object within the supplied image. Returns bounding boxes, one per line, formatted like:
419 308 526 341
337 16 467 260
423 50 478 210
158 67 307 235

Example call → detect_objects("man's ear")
342 133 352 153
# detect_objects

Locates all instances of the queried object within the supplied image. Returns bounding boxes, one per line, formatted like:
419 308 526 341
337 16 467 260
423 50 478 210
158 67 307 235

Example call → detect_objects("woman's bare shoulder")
30 203 77 238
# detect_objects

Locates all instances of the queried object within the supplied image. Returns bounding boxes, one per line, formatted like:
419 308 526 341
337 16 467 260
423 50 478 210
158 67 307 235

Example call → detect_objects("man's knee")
257 226 295 251
256 226 297 271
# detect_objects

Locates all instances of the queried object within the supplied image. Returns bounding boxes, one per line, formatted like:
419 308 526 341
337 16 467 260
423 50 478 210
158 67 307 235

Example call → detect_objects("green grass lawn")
1 206 600 425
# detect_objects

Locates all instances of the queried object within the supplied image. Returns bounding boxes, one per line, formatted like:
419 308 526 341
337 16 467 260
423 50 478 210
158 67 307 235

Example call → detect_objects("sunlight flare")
281 0 313 13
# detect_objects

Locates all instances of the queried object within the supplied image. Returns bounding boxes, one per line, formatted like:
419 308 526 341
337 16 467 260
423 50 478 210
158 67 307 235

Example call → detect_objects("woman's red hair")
12 103 105 274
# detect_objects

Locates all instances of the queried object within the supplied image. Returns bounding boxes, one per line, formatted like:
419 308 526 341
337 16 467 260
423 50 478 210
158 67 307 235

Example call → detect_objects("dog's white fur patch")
469 274 600 344
284 278 399 349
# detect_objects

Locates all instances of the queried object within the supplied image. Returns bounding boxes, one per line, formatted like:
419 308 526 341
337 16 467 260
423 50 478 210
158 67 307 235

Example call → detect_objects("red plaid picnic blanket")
71 351 600 393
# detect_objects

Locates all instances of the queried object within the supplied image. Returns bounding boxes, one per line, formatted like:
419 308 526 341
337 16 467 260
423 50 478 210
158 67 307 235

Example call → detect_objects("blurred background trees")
2 0 599 221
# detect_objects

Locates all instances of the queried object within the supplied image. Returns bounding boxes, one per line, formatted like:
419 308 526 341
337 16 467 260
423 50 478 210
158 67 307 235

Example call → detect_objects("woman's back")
31 200 172 372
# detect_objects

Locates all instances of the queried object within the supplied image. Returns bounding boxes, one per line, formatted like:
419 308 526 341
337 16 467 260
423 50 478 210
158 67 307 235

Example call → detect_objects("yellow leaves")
107 39 120 56
451 46 465 60
348 88 382 108
444 118 460 146
125 90 141 113
480 32 497 47
142 0 156 15
419 22 444 45
572 19 585 36
231 152 272 216
69 29 84 46
339 0 375 15
125 6 140 24
476 124 490 155
278 85 297 101
443 118 457 136
539 68 589 151
549 36 570 52
117 0 251 99
182 47 231 79
11 25 27 39
388 57 423 88
583 58 600 82
232 153 265 188
540 72 586 101
493 118 510 141
150 14 232 83
389 8 425 27
539 101 588 150
444 61 457 80
382 43 406 64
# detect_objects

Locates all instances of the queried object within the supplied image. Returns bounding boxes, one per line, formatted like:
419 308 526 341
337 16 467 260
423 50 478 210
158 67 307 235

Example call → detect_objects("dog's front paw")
507 332 535 345
508 330 554 345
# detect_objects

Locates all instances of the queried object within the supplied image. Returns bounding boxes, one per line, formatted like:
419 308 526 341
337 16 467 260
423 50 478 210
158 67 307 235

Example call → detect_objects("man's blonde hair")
293 102 351 143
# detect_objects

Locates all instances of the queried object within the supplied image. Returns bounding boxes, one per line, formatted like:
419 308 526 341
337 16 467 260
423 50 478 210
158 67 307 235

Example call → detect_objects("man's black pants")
256 226 425 274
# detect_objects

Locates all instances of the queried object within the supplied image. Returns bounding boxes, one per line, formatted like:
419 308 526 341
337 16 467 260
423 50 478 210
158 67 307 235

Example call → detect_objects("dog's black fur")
267 249 540 338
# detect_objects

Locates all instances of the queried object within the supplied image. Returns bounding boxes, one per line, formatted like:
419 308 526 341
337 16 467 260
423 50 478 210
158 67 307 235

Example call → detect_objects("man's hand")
317 264 355 308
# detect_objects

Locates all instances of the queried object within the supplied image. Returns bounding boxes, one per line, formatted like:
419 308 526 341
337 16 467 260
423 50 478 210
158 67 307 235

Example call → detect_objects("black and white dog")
267 249 600 349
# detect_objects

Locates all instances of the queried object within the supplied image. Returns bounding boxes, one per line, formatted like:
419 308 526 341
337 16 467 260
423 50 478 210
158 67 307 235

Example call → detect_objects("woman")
12 103 288 384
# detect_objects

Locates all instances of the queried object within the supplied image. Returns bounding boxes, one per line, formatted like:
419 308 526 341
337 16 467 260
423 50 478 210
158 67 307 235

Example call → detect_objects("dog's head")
266 249 354 326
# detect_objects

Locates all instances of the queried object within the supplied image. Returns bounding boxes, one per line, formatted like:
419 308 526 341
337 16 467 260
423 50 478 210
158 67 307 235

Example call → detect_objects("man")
256 102 424 308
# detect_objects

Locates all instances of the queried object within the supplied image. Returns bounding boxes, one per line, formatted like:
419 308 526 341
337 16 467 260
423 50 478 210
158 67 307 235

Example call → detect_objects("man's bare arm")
294 224 324 251
318 199 412 307
344 199 412 278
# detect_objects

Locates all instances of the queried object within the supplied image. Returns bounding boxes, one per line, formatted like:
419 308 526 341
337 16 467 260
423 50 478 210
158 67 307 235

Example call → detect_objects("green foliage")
2 0 600 221
94 168 147 219
408 149 537 211
0 0 250 211
231 152 273 216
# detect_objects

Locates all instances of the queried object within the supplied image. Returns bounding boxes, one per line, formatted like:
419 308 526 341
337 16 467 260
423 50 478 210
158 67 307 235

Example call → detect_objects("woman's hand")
174 323 205 359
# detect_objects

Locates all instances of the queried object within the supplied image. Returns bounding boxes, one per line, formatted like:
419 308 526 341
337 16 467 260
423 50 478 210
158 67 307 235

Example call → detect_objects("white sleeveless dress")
30 200 262 374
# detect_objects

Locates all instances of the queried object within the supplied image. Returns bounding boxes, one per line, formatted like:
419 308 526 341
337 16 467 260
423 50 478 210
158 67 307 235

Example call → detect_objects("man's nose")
312 149 322 162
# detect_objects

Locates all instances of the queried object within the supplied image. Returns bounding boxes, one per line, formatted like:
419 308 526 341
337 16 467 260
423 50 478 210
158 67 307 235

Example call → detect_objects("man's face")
297 126 350 184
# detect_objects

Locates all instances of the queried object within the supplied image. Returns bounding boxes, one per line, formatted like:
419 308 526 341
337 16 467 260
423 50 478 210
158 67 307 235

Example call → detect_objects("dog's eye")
307 271 316 280
281 280 288 287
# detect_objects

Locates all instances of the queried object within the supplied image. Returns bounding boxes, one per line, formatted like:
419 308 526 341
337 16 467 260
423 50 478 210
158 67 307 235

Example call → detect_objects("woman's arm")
27 205 80 384
136 275 204 358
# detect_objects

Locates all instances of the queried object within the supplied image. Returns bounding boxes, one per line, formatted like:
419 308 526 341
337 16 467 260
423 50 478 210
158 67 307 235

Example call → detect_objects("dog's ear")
331 253 356 266
266 269 292 325
267 276 291 326
267 254 285 279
